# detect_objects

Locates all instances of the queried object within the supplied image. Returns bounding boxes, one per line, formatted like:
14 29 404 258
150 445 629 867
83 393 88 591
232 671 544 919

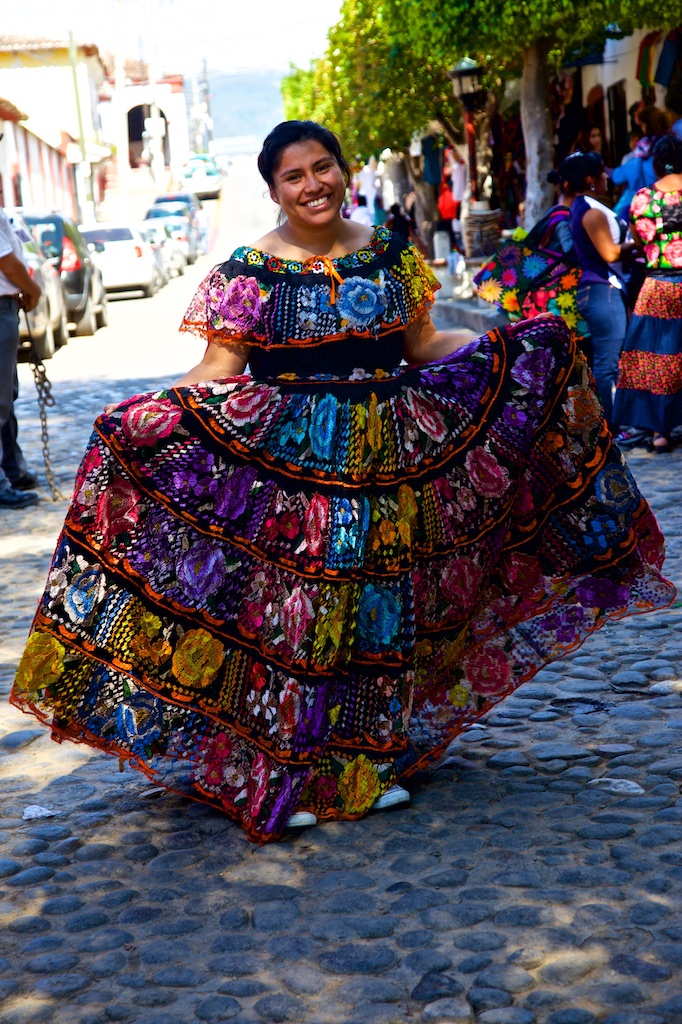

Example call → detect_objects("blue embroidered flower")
337 277 387 329
521 254 548 279
63 568 105 625
112 693 164 755
357 584 402 650
595 464 639 515
310 394 338 461
176 540 227 599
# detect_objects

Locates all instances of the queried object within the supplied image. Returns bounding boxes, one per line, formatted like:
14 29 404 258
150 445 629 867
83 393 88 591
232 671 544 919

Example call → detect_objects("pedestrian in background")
568 151 630 427
349 193 374 227
614 135 682 453
12 120 673 844
0 204 42 509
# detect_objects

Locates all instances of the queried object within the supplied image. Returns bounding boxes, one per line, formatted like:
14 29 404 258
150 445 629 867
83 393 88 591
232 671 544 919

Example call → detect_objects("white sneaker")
285 811 318 830
372 785 411 811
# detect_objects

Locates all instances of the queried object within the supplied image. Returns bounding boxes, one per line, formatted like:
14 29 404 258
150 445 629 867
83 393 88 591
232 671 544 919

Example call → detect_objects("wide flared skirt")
12 316 674 842
614 274 682 435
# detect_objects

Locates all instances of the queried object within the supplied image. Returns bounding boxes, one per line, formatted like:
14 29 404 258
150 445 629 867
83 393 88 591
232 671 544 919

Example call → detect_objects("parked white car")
139 221 186 279
80 224 158 297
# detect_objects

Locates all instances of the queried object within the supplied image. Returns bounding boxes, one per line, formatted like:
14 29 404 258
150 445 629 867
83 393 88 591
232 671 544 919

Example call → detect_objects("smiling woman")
12 120 675 844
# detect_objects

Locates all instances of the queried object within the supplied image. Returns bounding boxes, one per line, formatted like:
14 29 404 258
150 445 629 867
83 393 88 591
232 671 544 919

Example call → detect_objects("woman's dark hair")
553 151 604 193
257 120 351 187
653 134 682 177
638 105 669 138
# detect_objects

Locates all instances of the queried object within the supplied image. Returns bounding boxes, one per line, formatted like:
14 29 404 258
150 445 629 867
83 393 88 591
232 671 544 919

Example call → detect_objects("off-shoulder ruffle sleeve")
179 229 441 349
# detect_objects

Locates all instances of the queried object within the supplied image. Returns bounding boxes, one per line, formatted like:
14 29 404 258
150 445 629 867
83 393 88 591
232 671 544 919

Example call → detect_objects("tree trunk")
520 39 554 230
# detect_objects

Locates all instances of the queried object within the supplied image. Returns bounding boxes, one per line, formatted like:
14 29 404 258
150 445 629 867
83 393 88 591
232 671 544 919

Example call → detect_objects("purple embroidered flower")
511 348 556 394
576 577 630 610
219 275 261 332
502 403 529 431
176 540 227 599
215 466 257 520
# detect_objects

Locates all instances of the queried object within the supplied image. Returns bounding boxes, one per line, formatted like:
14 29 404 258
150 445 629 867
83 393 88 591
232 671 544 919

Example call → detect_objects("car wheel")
96 295 109 330
176 259 185 276
74 294 97 336
142 281 155 298
32 317 55 361
53 306 69 348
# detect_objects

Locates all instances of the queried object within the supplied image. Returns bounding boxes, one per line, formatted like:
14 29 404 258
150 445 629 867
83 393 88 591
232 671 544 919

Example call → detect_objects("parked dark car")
7 210 69 362
20 211 108 336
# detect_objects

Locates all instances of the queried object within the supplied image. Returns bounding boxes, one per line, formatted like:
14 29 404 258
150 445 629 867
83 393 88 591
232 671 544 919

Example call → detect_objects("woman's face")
269 139 347 231
589 127 602 152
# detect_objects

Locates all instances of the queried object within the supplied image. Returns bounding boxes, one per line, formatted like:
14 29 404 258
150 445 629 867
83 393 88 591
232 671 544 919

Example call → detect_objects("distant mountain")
188 70 285 143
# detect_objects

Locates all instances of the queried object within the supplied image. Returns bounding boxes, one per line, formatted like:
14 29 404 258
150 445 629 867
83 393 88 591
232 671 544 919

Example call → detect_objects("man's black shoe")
0 487 39 509
10 471 39 491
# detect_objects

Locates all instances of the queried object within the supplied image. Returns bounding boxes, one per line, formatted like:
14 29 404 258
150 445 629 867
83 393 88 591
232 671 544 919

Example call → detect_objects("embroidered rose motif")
303 494 328 556
63 568 106 625
630 191 651 218
562 385 602 433
171 628 224 689
404 389 447 442
511 348 555 394
464 447 511 498
122 398 182 446
463 645 513 695
280 587 315 651
663 239 682 267
96 479 141 542
440 556 484 611
15 632 65 694
635 218 656 243
222 384 278 427
218 275 261 332
337 276 387 328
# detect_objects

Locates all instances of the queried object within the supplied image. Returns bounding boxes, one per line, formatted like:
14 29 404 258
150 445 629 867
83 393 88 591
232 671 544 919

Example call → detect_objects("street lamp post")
448 58 486 205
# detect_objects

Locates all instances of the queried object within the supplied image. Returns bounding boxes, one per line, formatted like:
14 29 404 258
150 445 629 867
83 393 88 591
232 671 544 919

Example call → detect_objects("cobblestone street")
1 179 682 1023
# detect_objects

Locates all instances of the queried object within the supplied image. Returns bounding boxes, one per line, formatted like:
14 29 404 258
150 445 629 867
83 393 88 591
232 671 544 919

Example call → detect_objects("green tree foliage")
282 0 460 159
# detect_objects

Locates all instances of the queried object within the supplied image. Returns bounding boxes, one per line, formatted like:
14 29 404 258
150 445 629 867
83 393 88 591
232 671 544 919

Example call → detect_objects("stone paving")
1 370 682 1024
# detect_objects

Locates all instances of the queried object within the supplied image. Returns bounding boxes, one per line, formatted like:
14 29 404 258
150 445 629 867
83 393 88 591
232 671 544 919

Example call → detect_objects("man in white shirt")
349 195 374 228
0 204 42 508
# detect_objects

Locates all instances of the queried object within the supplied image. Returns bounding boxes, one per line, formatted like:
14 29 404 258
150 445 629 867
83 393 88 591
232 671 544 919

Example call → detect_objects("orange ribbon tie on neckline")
303 255 344 304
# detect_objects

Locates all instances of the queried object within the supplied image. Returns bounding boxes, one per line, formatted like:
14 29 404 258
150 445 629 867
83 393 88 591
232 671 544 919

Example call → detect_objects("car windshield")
23 215 62 257
82 227 134 243
145 205 189 219
154 194 195 206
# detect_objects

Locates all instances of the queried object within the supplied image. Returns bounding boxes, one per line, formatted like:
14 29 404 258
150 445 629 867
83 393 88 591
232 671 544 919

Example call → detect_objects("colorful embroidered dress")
614 186 682 435
12 226 674 843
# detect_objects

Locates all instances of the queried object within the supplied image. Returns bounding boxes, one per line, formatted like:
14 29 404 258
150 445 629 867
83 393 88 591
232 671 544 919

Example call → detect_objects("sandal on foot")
285 811 317 831
649 434 672 454
615 428 651 449
372 785 411 811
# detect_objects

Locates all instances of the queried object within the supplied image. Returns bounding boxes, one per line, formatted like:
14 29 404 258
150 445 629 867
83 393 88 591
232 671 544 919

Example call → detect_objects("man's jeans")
576 281 627 428
0 297 29 490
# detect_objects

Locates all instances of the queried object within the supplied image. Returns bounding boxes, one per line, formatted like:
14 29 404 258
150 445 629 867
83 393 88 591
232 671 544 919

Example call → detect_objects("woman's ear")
269 187 279 205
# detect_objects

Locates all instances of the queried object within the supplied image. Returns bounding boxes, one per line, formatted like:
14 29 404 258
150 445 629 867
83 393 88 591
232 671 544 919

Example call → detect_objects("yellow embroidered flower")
329 704 341 725
15 632 65 694
130 634 172 667
379 519 398 546
171 628 224 689
448 683 471 708
367 393 382 453
501 290 520 312
477 279 503 304
555 292 575 311
140 611 162 638
562 309 579 330
338 754 381 814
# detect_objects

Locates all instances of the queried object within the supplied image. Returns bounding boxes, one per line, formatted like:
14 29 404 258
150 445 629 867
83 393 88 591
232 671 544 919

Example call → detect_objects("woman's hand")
404 312 478 365
103 403 120 415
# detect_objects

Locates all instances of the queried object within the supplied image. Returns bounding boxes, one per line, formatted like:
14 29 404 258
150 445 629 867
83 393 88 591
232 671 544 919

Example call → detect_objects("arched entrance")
127 104 169 168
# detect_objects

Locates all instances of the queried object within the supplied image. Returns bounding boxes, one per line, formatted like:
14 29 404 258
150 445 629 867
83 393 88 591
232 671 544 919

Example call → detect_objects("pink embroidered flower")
303 494 328 556
222 384 277 427
404 389 447 442
96 479 141 542
247 752 271 817
457 486 477 510
630 191 651 218
634 218 656 243
645 242 659 265
663 239 682 267
281 587 314 651
504 552 544 592
122 398 182 446
463 645 513 696
501 268 518 287
218 275 261 332
464 447 511 498
440 556 484 611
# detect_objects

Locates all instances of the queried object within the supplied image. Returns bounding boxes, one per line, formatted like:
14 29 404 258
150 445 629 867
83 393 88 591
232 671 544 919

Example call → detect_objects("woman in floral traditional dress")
613 136 682 453
11 121 674 843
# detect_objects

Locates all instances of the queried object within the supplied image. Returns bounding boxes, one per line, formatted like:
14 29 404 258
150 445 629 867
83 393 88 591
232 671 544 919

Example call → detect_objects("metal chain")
23 311 65 501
